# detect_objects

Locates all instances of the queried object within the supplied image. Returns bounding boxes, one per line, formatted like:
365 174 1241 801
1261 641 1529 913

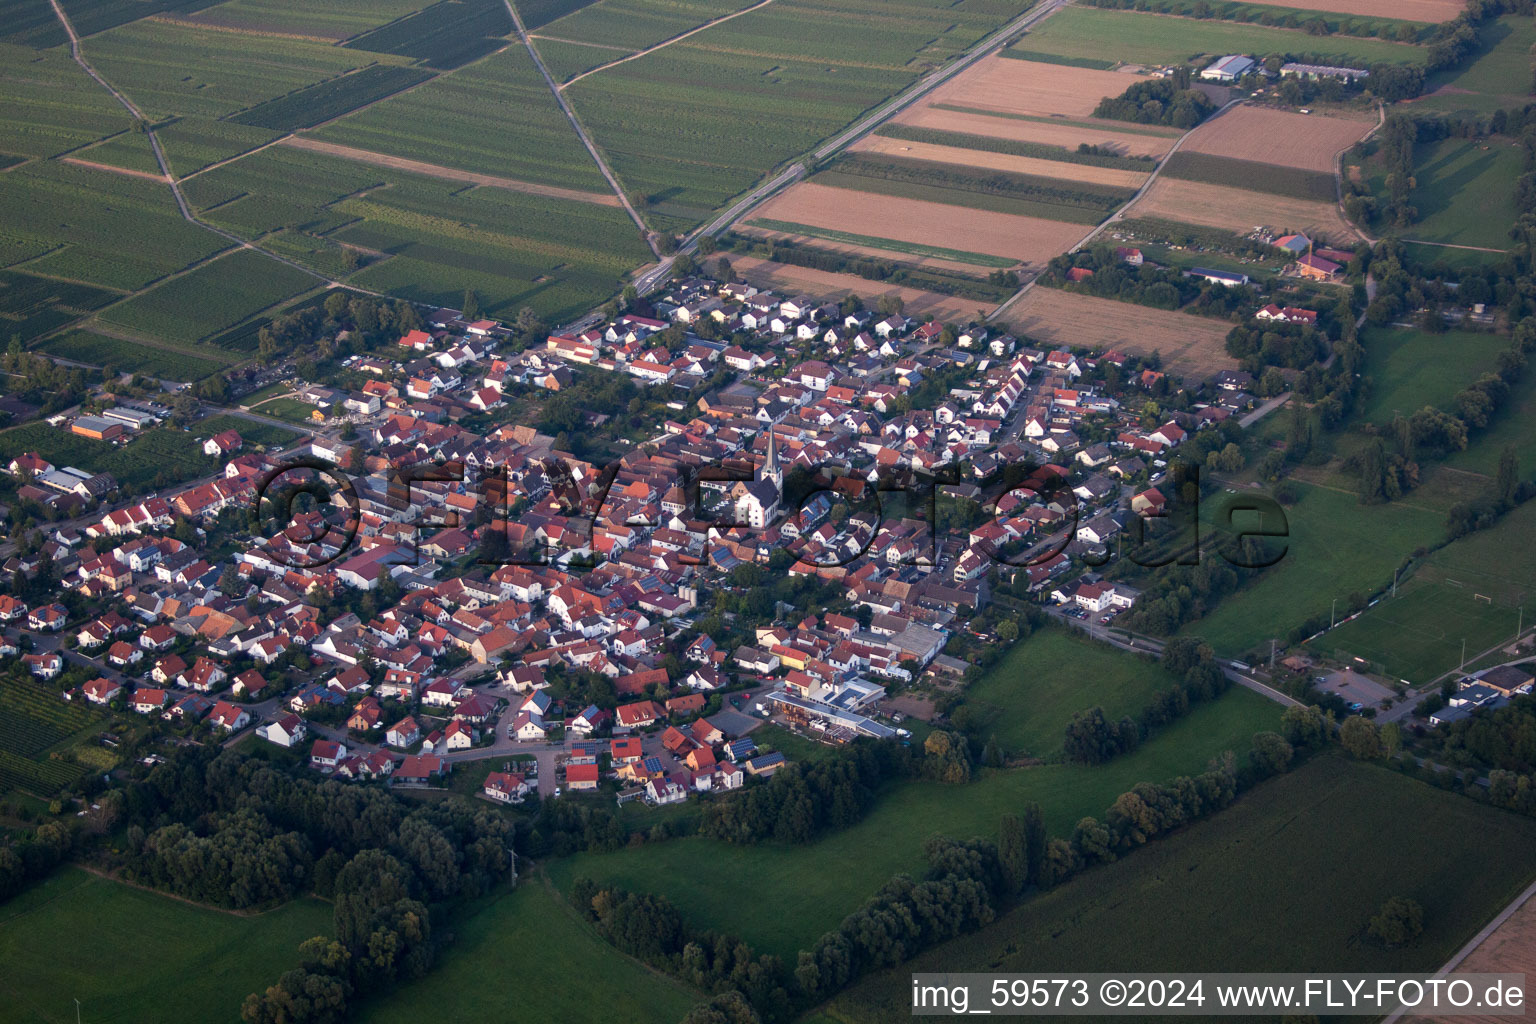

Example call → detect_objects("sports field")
548 685 1280 961
963 629 1188 759
1325 500 1536 682
819 754 1536 1022
359 879 704 1023
0 867 334 1024
1178 480 1444 658
1357 325 1512 424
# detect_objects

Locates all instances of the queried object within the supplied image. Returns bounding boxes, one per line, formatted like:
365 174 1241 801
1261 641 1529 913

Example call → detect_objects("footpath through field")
553 0 782 89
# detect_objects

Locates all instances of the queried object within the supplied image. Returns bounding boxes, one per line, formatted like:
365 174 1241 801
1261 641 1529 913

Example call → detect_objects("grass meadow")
818 754 1536 1021
1384 136 1525 251
0 867 333 1024
1357 325 1512 424
549 682 1280 961
1417 15 1536 115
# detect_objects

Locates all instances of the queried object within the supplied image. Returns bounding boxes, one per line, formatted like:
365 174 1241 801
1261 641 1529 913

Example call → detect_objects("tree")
1496 446 1519 509
1280 704 1327 749
996 619 1019 642
1023 802 1047 886
1248 731 1294 776
1340 716 1385 760
1368 896 1423 947
998 813 1027 894
461 289 480 320
696 234 718 257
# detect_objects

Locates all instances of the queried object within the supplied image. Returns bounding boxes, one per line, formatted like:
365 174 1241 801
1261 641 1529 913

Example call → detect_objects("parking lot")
1316 669 1395 710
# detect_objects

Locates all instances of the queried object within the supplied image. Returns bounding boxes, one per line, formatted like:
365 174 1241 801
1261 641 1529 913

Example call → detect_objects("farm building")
1200 55 1255 81
1294 254 1342 280
1187 267 1250 287
70 415 124 441
1281 62 1369 82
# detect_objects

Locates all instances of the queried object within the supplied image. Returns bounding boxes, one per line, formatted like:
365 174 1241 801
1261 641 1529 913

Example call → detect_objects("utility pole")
1461 638 1467 672
1392 565 1400 598
1331 597 1338 629
76 999 81 1024
1270 638 1277 668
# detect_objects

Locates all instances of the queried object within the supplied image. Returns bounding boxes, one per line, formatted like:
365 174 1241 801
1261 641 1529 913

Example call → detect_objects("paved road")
1238 391 1291 428
632 0 1071 294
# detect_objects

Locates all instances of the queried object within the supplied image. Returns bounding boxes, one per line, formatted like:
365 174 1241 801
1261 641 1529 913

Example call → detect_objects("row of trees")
1044 247 1264 319
1063 639 1233 765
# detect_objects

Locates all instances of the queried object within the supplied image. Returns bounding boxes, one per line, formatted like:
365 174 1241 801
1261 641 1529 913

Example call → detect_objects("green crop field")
0 44 132 159
875 123 1159 171
97 248 318 347
37 330 233 381
312 49 611 192
963 629 1188 759
1325 499 1536 681
1161 151 1336 201
179 0 440 40
71 130 163 175
1417 15 1536 115
0 680 103 797
231 64 436 132
193 413 304 448
531 37 629 83
518 0 603 29
146 118 278 179
2 0 228 48
529 0 757 57
0 270 121 345
549 686 1280 961
1357 325 1512 424
343 0 513 70
747 218 1020 267
85 21 397 123
929 104 1186 138
0 421 215 492
0 867 334 1024
1177 481 1444 658
359 879 703 1024
1011 5 1427 66
567 0 1028 229
1380 136 1524 251
819 754 1536 1022
0 162 228 291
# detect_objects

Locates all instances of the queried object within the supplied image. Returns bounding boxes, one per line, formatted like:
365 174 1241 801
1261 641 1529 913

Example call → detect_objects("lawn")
358 878 703 1024
1010 4 1427 66
1176 480 1443 658
1383 136 1525 251
37 330 234 381
548 685 1281 961
193 413 305 448
1416 15 1536 115
963 628 1186 759
1323 499 1536 682
0 867 333 1024
819 753 1536 1022
1357 325 1512 424
96 248 318 347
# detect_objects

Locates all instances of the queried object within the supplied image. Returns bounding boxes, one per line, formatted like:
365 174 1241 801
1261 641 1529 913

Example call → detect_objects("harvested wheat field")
727 256 986 322
1128 176 1360 242
851 135 1150 189
1005 288 1236 380
1403 889 1536 1024
754 182 1088 267
922 55 1140 118
740 225 991 275
1183 106 1376 171
1224 0 1462 21
896 105 1177 159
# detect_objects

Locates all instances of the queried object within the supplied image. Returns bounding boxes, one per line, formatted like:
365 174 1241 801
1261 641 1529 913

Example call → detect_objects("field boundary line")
557 0 781 89
58 156 170 183
528 34 632 51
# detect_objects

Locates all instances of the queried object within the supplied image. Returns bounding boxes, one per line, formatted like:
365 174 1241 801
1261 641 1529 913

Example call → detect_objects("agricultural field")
360 880 704 1024
815 155 1134 222
961 628 1189 759
566 0 1026 230
1201 0 1463 20
2 0 230 48
0 681 104 798
0 421 216 492
1158 151 1339 200
819 755 1536 1022
918 53 1141 120
230 64 436 132
151 118 281 179
1005 287 1237 380
1366 136 1524 251
1178 479 1444 658
1415 15 1536 115
96 248 319 347
84 20 401 122
1324 499 1536 681
0 270 121 346
0 867 335 1024
310 49 611 191
1357 325 1511 424
895 103 1178 158
0 162 229 292
36 330 234 381
548 686 1279 962
855 133 1149 186
343 0 514 70
1128 175 1361 245
1008 5 1428 67
725 255 992 322
192 413 305 448
1182 105 1374 172
744 219 1017 270
67 130 164 178
179 0 440 40
750 181 1088 268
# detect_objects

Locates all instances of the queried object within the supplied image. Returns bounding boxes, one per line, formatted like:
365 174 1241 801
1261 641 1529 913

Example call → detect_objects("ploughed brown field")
850 135 1151 189
752 181 1089 267
1218 0 1463 21
1404 890 1536 1024
919 55 1141 118
1127 177 1360 243
740 225 991 275
1005 287 1237 380
1182 105 1377 172
895 105 1177 159
726 255 988 322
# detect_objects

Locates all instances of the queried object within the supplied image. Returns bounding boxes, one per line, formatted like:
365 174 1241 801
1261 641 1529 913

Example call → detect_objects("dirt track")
60 157 169 182
851 135 1150 189
279 136 620 206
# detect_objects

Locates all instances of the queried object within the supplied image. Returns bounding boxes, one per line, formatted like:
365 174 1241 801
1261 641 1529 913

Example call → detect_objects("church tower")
761 426 783 493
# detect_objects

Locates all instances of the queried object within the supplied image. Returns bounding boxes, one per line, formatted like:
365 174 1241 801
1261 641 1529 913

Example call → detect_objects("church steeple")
762 426 782 492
